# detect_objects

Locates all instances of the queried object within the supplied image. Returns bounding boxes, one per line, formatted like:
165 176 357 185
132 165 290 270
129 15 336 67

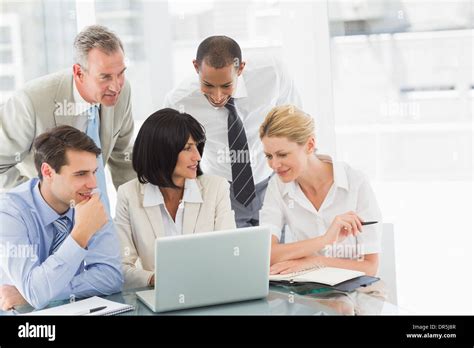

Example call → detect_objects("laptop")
136 226 271 313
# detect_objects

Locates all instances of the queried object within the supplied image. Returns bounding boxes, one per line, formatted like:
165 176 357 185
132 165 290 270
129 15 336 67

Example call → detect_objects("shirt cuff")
54 235 88 265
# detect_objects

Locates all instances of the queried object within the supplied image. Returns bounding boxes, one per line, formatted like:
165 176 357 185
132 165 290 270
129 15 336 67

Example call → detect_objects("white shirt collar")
281 154 349 198
165 56 300 185
143 178 203 207
232 73 248 99
72 80 100 116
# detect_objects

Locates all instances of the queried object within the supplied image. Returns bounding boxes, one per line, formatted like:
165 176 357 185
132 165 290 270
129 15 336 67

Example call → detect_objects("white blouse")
142 179 203 236
259 154 382 258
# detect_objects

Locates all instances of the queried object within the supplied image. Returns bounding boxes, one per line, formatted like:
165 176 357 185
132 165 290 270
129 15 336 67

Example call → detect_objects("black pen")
75 305 107 315
361 221 378 226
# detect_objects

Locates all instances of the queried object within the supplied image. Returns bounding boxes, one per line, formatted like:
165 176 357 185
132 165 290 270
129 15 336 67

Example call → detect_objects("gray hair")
73 25 124 70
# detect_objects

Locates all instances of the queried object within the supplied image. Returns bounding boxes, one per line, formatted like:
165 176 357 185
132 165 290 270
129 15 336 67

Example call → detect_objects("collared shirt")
259 154 382 258
72 80 100 132
0 178 123 309
143 179 203 236
164 56 302 185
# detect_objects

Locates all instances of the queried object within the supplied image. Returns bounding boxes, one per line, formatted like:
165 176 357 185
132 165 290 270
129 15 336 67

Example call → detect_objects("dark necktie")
225 98 256 206
50 215 72 254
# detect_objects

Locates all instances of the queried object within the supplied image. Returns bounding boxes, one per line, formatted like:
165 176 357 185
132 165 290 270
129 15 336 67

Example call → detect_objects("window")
328 0 473 314
0 0 77 103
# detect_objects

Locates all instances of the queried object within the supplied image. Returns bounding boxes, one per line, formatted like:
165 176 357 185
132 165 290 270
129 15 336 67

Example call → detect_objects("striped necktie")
225 98 256 207
50 215 72 254
86 105 110 213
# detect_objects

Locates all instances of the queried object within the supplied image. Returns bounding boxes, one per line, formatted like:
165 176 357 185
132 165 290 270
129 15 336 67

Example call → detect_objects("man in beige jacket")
0 25 135 199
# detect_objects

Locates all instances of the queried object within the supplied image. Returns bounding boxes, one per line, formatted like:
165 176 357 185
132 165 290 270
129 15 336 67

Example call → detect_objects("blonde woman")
259 105 382 277
259 105 389 314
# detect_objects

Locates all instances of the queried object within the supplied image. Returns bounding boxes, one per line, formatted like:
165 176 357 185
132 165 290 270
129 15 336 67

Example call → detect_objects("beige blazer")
115 174 236 288
0 69 135 190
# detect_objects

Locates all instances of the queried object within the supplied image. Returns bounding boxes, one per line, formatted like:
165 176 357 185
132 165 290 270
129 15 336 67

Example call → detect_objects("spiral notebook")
269 266 365 286
26 296 134 316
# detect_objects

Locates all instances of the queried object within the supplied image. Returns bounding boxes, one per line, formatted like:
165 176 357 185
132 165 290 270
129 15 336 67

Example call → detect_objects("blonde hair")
259 105 315 145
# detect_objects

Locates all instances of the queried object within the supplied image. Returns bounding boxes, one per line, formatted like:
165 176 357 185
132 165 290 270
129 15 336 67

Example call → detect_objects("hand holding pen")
324 211 378 244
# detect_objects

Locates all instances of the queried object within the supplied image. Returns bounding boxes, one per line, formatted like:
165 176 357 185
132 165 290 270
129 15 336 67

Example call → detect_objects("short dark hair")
133 108 206 188
196 35 242 69
33 125 101 180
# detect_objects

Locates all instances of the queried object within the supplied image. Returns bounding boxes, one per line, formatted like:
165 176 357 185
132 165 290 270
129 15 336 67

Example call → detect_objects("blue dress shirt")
0 178 123 309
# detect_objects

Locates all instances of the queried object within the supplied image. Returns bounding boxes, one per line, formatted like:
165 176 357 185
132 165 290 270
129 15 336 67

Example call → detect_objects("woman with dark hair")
115 108 235 288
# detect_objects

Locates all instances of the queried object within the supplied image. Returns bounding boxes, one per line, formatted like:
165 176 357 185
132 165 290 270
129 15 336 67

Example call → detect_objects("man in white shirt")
164 36 302 227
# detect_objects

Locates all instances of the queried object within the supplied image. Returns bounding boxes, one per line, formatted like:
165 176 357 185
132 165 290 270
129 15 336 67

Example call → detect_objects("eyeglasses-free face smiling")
262 136 314 183
194 60 244 108
172 137 202 185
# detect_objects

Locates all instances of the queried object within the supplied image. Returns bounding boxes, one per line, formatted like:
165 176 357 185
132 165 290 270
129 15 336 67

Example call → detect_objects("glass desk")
105 285 339 315
1 283 405 316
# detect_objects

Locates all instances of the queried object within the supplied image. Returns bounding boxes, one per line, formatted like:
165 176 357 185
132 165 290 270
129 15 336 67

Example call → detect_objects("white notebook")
26 296 134 316
269 267 365 286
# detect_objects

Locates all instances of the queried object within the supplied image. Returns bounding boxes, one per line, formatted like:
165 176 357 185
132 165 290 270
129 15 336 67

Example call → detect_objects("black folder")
270 275 380 293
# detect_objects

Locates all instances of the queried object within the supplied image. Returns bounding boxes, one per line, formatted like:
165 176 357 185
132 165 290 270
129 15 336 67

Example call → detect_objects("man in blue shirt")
0 125 123 310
